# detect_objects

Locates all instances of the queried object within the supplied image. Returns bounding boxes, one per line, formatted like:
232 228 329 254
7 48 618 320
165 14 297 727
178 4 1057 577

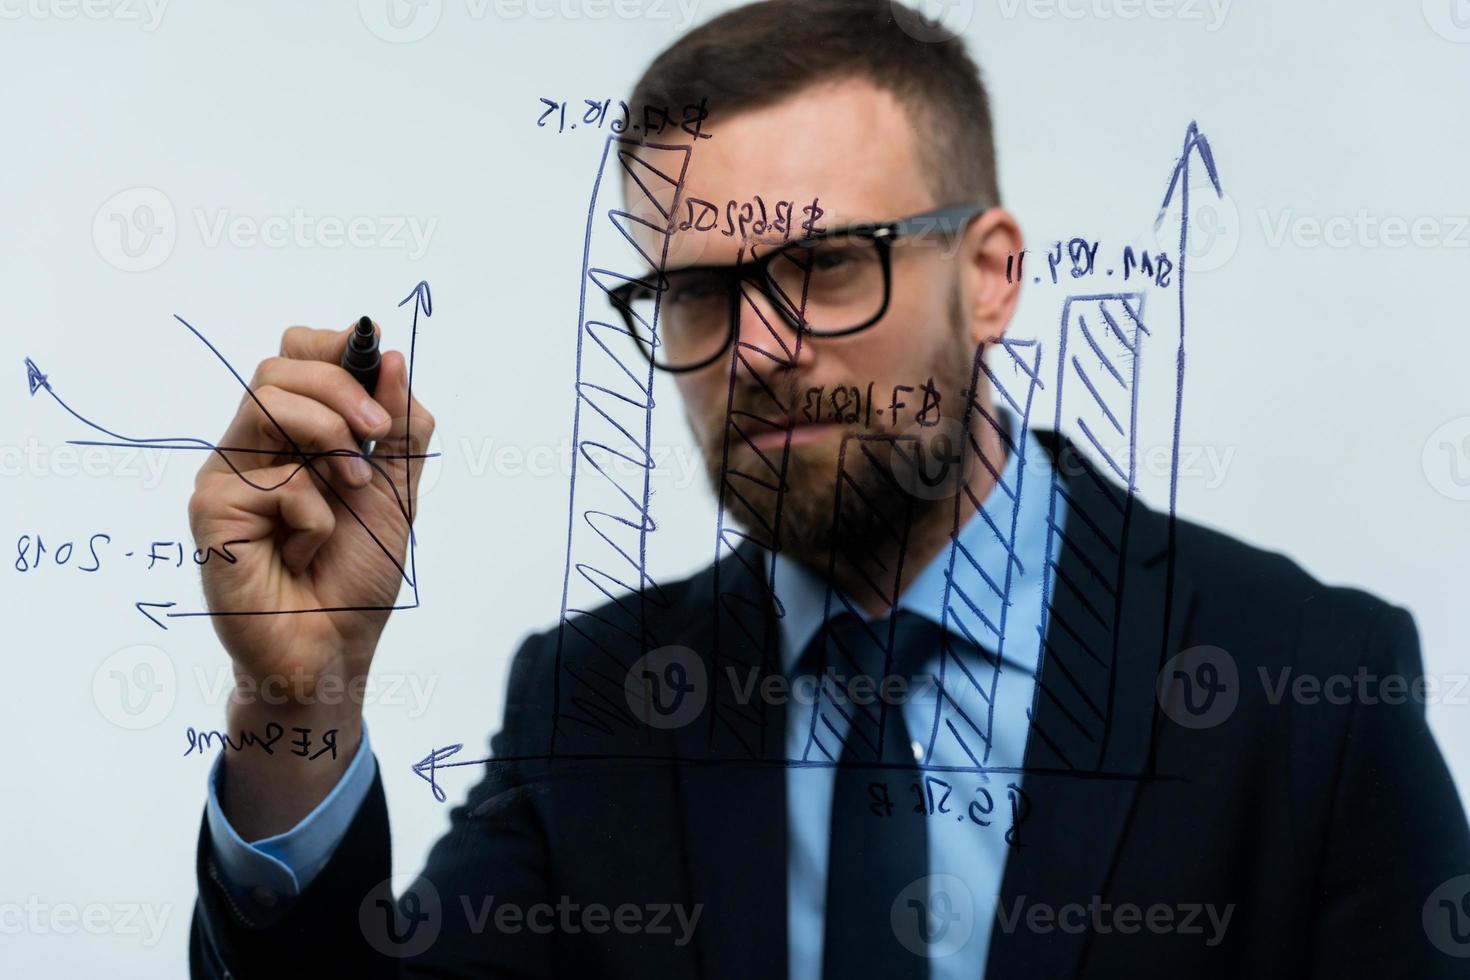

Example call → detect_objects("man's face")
624 77 1008 566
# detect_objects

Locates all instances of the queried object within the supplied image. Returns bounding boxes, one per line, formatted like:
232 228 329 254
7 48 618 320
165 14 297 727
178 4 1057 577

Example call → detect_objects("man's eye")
668 280 723 303
812 249 854 271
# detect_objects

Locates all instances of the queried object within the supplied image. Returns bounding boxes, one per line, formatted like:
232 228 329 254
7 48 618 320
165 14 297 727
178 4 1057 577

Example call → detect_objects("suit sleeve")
189 630 559 979
1307 604 1470 978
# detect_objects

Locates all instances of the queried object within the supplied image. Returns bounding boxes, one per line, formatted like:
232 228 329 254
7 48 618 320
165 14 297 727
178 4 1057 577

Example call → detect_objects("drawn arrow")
1154 119 1222 236
397 280 433 319
136 600 177 630
396 280 432 533
24 357 51 396
1145 121 1223 777
411 743 464 802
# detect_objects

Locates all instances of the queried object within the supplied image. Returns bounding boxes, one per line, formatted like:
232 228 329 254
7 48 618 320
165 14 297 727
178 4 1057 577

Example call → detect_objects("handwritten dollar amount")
537 96 711 139
1007 240 1174 288
868 776 1032 847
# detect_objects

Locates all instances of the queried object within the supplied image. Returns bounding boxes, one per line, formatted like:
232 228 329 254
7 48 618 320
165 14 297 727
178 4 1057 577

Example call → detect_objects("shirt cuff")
205 722 378 914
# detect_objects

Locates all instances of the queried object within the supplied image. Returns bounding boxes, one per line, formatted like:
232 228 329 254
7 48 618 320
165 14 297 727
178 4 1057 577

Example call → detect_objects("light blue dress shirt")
207 411 1063 980
774 416 1059 980
206 720 379 914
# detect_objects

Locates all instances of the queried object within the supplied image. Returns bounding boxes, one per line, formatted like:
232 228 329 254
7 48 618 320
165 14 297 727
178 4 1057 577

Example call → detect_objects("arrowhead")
1154 121 1223 232
135 600 176 629
398 280 433 319
24 357 50 396
412 743 463 803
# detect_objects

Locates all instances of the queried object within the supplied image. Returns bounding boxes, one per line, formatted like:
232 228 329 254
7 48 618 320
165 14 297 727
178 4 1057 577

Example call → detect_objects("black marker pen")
342 315 381 459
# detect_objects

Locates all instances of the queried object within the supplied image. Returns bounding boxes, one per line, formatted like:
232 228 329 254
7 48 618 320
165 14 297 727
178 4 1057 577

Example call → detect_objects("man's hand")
187 321 434 837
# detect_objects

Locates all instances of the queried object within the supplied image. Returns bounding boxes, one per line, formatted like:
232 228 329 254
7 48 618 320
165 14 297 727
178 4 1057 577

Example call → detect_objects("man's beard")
697 295 980 575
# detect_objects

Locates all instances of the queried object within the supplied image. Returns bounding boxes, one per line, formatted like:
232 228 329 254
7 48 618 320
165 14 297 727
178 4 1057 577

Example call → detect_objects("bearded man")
185 1 1470 977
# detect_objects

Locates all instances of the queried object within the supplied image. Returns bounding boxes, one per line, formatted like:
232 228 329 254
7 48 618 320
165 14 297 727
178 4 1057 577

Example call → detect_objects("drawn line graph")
23 280 438 627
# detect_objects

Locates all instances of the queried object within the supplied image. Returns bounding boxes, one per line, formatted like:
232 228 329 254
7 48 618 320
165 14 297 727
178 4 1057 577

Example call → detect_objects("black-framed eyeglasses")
608 202 990 373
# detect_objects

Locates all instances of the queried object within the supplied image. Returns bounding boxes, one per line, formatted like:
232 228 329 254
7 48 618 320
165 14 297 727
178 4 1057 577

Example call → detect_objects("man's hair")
628 0 1000 208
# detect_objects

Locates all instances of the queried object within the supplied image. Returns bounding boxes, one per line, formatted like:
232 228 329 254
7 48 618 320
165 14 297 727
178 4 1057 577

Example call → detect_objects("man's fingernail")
349 456 372 484
360 398 390 429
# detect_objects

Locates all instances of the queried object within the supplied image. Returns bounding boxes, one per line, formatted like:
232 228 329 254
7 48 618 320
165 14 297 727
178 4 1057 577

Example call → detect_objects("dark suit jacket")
191 430 1470 978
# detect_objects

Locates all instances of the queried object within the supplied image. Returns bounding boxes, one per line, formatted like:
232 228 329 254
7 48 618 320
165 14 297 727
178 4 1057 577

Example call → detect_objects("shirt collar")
769 406 1052 676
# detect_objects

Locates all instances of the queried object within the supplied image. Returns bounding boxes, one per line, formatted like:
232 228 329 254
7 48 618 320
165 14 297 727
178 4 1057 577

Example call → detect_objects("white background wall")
2 1 1467 974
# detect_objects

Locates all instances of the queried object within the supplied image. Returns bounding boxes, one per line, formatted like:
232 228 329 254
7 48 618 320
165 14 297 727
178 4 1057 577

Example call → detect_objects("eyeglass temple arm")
886 202 991 238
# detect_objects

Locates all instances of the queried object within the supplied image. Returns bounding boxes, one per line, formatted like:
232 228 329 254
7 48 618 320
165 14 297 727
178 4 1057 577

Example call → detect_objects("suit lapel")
986 430 1195 978
669 541 789 980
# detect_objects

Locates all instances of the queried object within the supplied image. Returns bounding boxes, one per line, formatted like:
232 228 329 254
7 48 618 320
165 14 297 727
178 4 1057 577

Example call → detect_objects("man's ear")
957 207 1024 347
